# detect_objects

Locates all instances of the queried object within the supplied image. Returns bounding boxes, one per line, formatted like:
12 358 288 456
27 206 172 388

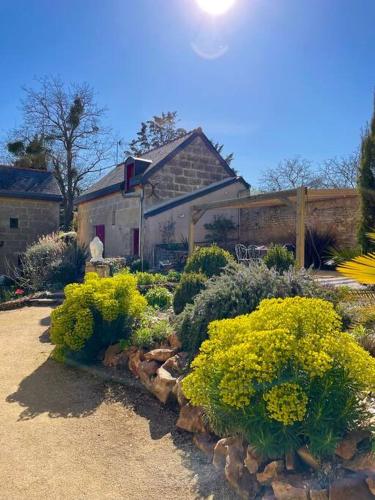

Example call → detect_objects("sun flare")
196 0 236 16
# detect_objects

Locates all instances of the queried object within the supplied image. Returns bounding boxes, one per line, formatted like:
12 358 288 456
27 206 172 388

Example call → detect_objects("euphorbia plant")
182 297 375 458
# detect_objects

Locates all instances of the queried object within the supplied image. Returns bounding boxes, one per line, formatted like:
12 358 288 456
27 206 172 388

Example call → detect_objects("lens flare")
196 0 236 16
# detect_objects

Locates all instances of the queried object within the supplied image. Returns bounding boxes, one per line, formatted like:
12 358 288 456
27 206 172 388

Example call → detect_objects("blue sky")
0 0 374 186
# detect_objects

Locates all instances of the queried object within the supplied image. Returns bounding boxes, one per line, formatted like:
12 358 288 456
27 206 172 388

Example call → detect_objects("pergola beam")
187 187 356 268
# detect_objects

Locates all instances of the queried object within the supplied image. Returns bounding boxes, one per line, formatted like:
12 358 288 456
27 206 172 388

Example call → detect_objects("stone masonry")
0 197 60 274
143 135 231 208
78 134 236 258
239 193 359 249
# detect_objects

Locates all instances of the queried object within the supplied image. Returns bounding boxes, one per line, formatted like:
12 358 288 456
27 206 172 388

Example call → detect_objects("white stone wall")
143 181 247 264
77 192 141 257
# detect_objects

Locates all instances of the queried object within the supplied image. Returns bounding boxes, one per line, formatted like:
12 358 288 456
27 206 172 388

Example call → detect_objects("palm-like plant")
338 233 375 284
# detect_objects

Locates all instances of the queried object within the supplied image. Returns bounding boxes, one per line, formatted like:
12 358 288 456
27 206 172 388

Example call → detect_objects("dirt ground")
0 307 236 500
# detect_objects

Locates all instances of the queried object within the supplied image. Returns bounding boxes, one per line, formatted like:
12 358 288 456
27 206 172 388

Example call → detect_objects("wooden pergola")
188 187 357 268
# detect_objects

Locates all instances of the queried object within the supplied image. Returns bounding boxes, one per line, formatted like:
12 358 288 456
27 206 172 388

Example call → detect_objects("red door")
95 225 105 255
133 228 139 256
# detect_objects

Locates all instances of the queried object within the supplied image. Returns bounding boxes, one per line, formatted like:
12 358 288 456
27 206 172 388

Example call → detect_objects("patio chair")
247 245 262 261
235 244 250 264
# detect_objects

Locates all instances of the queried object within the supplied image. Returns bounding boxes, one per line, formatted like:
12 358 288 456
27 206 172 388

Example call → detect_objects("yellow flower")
264 383 308 425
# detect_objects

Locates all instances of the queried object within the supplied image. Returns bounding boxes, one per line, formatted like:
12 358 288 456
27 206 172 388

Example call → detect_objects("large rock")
103 343 126 367
271 480 308 500
176 404 206 433
343 452 375 475
296 447 320 470
329 476 373 500
193 433 218 460
244 445 263 474
366 477 375 495
151 366 177 404
144 348 175 362
335 430 370 460
172 376 189 407
213 437 236 469
257 460 284 485
309 489 328 500
137 360 160 389
285 451 297 471
167 332 182 350
162 352 189 377
224 438 259 499
128 347 144 377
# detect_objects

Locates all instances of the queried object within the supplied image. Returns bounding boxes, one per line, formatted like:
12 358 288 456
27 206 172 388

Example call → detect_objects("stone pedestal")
85 261 111 278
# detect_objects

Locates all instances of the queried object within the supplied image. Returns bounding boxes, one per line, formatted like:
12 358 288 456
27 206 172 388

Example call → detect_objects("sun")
196 0 236 16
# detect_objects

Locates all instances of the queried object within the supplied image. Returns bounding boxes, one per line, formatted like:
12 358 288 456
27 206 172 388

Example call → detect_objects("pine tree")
358 97 375 252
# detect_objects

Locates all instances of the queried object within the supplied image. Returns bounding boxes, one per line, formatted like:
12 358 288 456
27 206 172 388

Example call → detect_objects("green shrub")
184 245 233 278
106 257 127 275
176 261 333 355
264 244 295 273
131 314 172 349
135 272 168 287
166 270 181 282
50 272 147 362
183 297 375 458
173 272 206 314
328 246 362 266
130 259 149 272
14 232 87 292
145 286 173 310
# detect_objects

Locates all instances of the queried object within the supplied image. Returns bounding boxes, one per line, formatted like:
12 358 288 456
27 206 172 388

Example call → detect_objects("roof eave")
144 177 248 218
0 191 63 202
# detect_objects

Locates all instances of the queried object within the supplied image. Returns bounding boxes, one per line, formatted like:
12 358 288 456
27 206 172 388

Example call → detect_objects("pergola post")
188 207 206 256
296 186 306 269
188 211 195 256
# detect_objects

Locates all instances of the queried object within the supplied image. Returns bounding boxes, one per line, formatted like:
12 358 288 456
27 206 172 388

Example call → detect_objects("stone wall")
239 192 359 249
77 192 141 257
143 135 233 208
0 197 60 274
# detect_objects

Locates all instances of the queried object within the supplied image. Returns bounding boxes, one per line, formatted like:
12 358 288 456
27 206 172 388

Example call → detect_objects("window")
126 164 135 191
9 218 18 229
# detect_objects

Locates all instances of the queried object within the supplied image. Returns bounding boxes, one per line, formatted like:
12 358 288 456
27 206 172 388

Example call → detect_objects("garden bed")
102 329 375 500
48 247 375 499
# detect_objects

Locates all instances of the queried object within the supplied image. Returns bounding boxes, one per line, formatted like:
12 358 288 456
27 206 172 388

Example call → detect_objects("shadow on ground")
7 353 237 499
6 359 106 420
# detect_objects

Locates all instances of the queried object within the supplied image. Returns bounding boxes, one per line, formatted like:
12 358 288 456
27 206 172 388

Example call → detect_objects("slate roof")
77 129 236 204
144 176 249 218
0 165 62 202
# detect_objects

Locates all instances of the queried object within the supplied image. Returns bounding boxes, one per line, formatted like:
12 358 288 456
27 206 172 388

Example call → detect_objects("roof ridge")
140 128 198 157
0 164 51 174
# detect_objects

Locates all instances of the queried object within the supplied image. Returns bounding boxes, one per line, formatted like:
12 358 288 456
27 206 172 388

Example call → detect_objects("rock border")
0 291 64 311
103 340 375 500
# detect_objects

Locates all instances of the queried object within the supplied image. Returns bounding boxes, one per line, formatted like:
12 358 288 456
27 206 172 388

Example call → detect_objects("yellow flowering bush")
50 272 147 362
183 297 375 457
263 383 308 426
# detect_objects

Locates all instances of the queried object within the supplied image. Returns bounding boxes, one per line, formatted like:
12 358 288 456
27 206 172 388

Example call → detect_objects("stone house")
77 128 249 265
0 165 62 274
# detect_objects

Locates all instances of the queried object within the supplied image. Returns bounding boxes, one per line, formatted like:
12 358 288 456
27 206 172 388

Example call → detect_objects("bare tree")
9 77 113 229
258 157 324 192
319 152 359 188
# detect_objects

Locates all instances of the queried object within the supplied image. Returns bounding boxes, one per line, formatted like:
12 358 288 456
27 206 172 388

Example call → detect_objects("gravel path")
0 307 236 500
